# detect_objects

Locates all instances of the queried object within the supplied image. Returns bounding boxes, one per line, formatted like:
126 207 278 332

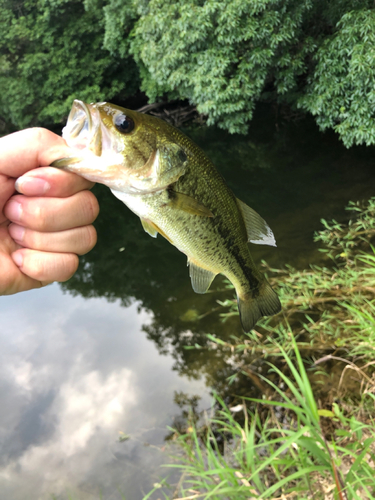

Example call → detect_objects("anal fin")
188 260 216 293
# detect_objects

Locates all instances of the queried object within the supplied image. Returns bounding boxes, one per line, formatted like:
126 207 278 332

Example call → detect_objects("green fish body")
53 100 281 331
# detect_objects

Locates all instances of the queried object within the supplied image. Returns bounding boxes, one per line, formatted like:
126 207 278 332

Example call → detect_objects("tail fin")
237 281 281 333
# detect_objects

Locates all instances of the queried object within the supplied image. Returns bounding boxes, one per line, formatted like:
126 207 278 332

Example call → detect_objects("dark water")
1 106 374 499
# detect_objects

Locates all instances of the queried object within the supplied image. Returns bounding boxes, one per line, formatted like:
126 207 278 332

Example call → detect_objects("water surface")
0 286 210 498
1 106 374 498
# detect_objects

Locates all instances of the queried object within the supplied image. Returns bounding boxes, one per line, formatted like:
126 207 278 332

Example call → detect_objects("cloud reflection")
0 284 209 499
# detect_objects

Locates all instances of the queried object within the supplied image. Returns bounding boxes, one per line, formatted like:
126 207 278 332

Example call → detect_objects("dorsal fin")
236 198 276 247
188 260 216 293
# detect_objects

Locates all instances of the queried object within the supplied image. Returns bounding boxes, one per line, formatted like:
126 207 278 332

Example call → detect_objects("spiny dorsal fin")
236 198 276 247
168 191 213 217
141 218 158 238
188 260 216 293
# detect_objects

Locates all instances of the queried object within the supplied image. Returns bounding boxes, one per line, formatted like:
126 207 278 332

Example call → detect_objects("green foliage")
1 0 375 146
129 0 375 142
0 0 139 128
299 9 375 147
130 0 316 133
102 0 138 59
315 198 375 261
162 337 375 499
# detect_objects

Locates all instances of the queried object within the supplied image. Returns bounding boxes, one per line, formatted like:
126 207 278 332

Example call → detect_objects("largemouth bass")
53 100 281 331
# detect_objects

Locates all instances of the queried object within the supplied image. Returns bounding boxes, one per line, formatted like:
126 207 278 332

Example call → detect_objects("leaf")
318 409 335 418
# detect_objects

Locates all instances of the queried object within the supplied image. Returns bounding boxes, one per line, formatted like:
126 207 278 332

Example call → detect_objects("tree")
0 0 139 129
129 0 316 133
1 0 374 147
298 8 375 147
127 0 375 146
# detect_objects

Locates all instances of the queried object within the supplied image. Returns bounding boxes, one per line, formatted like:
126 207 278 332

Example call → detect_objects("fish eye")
114 113 135 134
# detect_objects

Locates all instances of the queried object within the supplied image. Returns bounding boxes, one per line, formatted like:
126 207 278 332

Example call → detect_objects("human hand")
0 127 99 295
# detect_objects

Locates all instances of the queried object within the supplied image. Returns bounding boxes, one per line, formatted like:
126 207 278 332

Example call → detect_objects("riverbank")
150 198 375 499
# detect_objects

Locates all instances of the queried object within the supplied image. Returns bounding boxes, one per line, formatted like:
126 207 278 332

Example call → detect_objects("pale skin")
0 127 99 295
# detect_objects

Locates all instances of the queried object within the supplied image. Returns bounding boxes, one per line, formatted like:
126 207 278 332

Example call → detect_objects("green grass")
157 335 375 499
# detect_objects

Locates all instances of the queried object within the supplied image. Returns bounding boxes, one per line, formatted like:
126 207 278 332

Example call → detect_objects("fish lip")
62 100 102 156
64 100 91 138
68 100 92 137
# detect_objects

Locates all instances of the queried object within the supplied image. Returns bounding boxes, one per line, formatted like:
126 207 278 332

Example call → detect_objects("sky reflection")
0 284 210 499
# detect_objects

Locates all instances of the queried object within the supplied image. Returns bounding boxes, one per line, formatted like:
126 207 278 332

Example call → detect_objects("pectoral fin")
140 218 158 238
168 191 213 217
188 260 216 293
236 198 276 247
51 157 84 168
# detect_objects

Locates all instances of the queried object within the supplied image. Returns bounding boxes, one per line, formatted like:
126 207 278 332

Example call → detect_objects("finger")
15 167 95 198
0 227 40 294
0 174 15 224
9 223 97 256
12 248 79 283
0 128 72 177
4 190 99 232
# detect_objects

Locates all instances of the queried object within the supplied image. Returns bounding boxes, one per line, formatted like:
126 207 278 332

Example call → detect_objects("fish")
52 100 281 332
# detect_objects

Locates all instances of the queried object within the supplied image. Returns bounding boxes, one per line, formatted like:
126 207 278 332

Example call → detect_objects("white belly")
110 189 152 219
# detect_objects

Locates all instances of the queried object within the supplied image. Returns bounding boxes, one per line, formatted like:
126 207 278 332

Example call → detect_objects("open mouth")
63 100 102 156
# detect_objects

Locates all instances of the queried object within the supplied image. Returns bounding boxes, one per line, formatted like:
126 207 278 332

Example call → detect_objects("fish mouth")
52 99 127 186
62 99 102 156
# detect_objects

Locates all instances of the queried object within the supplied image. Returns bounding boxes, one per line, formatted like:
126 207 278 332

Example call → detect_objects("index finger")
0 128 71 178
15 166 95 197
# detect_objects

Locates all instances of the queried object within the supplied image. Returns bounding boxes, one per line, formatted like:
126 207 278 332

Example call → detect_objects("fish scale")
52 100 281 332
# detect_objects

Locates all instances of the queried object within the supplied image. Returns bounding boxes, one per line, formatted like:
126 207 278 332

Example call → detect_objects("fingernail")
12 252 23 268
15 176 51 195
9 224 25 243
5 200 22 222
